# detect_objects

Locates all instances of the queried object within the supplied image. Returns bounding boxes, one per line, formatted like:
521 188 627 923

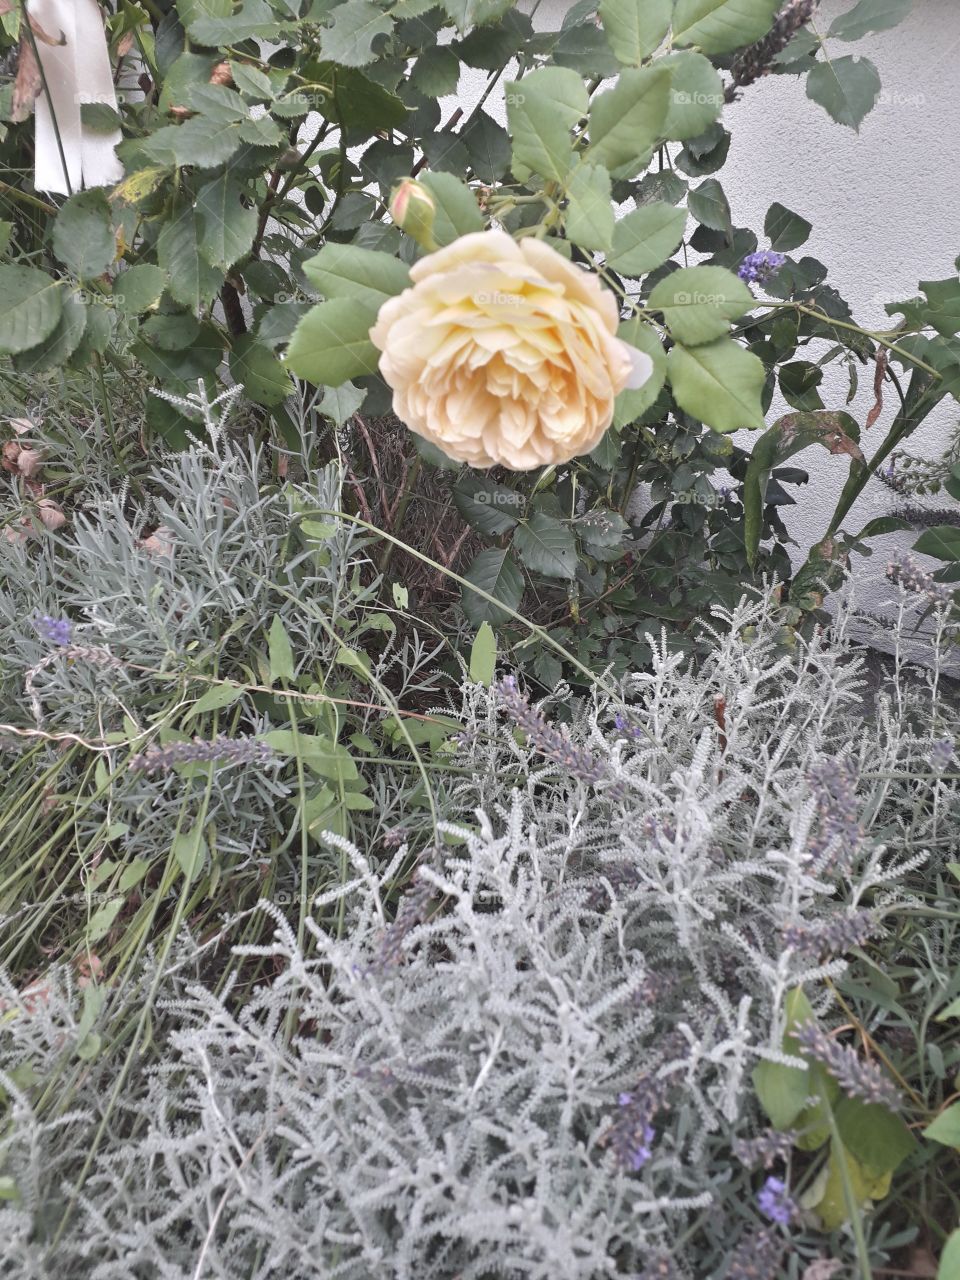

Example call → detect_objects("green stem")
379 455 422 577
826 1104 873 1280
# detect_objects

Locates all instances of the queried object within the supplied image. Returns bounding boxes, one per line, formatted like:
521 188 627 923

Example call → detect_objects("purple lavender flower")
929 738 954 772
781 910 877 958
727 1227 785 1280
605 1078 667 1172
738 250 787 285
613 712 645 740
129 734 276 775
733 1128 796 1169
796 1021 901 1110
35 614 73 646
757 1175 795 1226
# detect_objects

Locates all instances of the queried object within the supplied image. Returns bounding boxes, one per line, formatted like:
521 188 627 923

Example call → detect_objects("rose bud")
389 179 438 251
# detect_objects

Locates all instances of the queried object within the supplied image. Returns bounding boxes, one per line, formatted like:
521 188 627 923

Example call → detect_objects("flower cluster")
782 910 877 958
795 1022 901 1110
886 552 954 605
738 250 787 285
34 614 73 646
604 1076 668 1172
374 872 436 970
726 1227 786 1280
129 734 276 775
756 1175 796 1226
727 0 819 98
807 758 864 875
733 1128 796 1169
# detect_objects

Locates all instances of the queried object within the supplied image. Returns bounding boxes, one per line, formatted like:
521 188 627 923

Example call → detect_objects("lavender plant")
0 586 957 1279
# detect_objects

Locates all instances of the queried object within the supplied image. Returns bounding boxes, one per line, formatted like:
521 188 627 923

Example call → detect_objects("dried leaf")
138 524 175 557
36 498 66 531
865 349 888 430
8 418 35 436
11 38 42 124
801 1261 844 1280
117 31 135 57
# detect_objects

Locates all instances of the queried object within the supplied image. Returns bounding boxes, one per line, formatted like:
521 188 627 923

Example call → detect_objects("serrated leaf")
0 265 64 355
13 293 86 373
145 116 243 168
453 473 522 536
188 0 285 44
461 547 524 625
688 177 731 233
672 0 779 54
514 512 577 579
230 334 293 406
196 171 258 271
469 621 497 686
649 265 753 345
441 0 513 31
321 0 393 67
115 264 166 315
806 55 880 131
51 189 116 280
301 243 410 310
587 65 672 177
505 66 587 183
827 0 912 41
608 201 686 276
661 50 724 140
285 299 381 386
764 200 812 252
417 170 484 243
319 381 367 425
564 162 615 252
668 337 766 433
157 202 223 312
613 315 667 426
598 0 671 63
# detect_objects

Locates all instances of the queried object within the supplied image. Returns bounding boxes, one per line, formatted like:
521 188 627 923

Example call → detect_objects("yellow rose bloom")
369 230 653 471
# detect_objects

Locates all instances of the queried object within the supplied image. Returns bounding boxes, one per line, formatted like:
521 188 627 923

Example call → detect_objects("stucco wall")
452 0 960 630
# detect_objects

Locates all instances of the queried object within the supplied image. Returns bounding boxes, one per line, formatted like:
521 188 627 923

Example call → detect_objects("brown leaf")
865 349 888 430
210 61 234 87
117 31 135 57
2 441 44 478
801 1260 844 1280
36 498 66 531
11 38 42 123
8 417 35 436
138 524 175 557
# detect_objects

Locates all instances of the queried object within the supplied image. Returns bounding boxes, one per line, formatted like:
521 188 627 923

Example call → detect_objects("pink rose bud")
389 179 437 250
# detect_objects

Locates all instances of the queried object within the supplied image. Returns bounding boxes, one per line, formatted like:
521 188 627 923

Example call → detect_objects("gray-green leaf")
285 299 381 386
0 265 64 355
667 337 766 432
805 55 880 131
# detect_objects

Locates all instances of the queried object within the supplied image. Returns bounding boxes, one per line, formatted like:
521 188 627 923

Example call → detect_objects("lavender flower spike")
738 250 787 286
757 1175 795 1226
796 1021 901 1110
129 734 276 775
35 614 73 646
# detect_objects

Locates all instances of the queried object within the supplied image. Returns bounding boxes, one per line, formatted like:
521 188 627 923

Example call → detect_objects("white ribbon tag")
27 0 124 194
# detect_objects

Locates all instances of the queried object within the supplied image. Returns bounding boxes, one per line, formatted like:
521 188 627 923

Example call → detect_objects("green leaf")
51 189 116 280
754 987 817 1129
688 177 731 233
441 0 513 32
598 0 671 63
917 278 960 337
828 0 913 41
157 202 223 312
264 730 358 782
505 66 587 183
608 201 687 276
187 0 286 43
411 46 461 96
514 513 577 579
13 294 87 373
115 264 166 314
87 898 124 943
587 66 672 178
914 525 960 563
835 1097 917 1172
743 410 863 566
668 337 766 433
268 615 295 683
417 170 485 244
462 112 512 182
285 299 381 386
564 162 615 252
649 265 753 345
182 684 244 723
469 621 497 686
196 171 258 271
661 50 724 140
145 116 243 168
672 0 779 54
172 824 207 884
453 473 523 535
461 547 524 625
613 315 667 426
321 0 393 67
939 1229 960 1280
764 201 812 252
319 381 367 425
0 265 64 355
230 334 293 406
806 55 880 131
301 243 410 310
81 101 122 132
